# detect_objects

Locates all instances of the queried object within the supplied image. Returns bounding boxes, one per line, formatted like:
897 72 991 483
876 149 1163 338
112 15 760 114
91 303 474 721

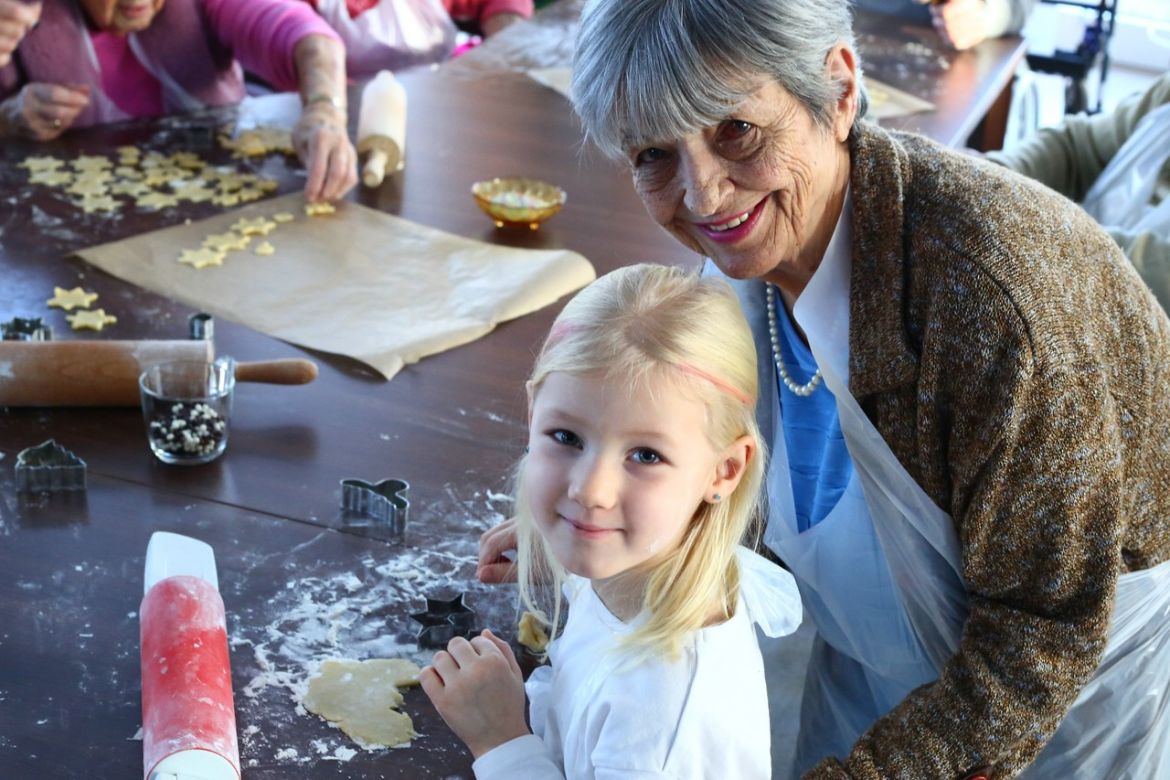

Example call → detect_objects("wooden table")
447 0 1027 151
0 5 1023 778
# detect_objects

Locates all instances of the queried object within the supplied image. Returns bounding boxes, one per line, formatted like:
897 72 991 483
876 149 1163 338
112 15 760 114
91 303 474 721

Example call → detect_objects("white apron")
1080 101 1170 238
733 210 1170 776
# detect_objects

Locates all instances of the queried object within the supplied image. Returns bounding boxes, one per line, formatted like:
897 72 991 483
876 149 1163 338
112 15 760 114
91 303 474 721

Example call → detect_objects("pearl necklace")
765 283 823 397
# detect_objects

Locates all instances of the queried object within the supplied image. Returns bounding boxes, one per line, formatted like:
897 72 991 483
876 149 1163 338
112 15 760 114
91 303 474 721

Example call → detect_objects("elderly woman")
0 0 357 201
475 0 1170 778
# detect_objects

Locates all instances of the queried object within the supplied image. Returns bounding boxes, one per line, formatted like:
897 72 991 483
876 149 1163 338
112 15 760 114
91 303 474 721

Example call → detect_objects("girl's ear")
706 434 755 503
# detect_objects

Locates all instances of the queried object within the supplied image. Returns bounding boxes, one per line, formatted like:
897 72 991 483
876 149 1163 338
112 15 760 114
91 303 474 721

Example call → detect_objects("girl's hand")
478 516 519 583
420 629 530 758
5 83 89 140
292 102 357 203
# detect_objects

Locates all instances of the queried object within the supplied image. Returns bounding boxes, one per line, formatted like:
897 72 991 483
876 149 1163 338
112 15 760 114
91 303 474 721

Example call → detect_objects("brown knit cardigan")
794 124 1170 779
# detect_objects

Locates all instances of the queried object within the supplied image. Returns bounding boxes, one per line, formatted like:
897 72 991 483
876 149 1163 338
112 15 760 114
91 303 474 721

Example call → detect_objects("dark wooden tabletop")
0 4 1024 778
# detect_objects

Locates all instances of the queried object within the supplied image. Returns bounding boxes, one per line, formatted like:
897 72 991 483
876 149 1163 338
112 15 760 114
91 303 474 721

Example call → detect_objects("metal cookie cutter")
2 316 52 341
410 593 478 649
15 439 86 492
340 478 410 534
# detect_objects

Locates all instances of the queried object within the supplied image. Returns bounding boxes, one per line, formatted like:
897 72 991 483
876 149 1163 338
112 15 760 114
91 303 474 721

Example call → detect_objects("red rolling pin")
140 532 240 780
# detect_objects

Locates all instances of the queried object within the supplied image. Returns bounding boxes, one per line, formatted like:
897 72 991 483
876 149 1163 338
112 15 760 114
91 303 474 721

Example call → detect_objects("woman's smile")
695 196 767 244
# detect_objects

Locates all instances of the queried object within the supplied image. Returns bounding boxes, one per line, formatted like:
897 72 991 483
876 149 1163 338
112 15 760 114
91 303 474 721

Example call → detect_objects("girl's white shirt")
472 547 801 779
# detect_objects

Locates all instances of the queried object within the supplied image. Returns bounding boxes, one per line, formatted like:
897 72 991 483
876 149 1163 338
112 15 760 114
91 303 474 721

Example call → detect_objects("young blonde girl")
420 264 801 779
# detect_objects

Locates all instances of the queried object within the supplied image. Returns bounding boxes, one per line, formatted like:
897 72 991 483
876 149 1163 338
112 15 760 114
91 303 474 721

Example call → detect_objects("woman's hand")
1 82 89 140
0 0 40 67
478 516 519 583
420 629 530 758
930 0 990 51
292 102 357 202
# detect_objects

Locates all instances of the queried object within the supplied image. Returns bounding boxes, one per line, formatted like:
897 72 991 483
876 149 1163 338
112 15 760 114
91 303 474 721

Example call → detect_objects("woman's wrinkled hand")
292 103 357 203
5 82 89 140
930 0 990 51
420 629 531 758
0 0 40 67
478 516 519 583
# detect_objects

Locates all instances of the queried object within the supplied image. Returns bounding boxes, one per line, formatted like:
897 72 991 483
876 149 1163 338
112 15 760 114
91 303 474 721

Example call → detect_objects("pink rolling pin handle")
140 532 240 780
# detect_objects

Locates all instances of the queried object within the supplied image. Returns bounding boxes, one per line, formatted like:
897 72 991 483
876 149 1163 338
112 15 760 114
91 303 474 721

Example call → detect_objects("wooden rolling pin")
357 70 407 188
0 341 318 407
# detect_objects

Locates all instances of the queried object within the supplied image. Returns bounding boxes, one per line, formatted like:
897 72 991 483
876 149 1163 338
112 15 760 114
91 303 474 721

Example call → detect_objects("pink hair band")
677 364 752 407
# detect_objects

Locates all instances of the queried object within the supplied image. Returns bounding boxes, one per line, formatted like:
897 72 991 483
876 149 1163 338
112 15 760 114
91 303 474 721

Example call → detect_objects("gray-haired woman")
478 0 1170 778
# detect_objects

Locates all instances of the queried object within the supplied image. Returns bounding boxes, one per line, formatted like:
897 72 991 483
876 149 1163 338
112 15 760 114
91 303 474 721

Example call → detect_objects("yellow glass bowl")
471 178 566 230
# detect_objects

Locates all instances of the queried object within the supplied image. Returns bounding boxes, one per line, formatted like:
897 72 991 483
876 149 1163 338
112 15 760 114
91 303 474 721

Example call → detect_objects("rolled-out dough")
302 658 422 748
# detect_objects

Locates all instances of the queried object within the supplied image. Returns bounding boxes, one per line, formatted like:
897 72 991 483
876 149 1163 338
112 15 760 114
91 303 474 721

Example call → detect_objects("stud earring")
711 493 722 503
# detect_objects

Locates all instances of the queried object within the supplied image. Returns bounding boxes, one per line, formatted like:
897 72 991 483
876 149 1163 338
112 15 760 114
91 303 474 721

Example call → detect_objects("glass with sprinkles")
139 358 235 465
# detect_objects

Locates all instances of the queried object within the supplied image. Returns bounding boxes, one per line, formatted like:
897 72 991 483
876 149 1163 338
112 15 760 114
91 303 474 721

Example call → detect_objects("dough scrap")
302 658 421 748
66 308 117 331
47 286 98 311
517 611 550 653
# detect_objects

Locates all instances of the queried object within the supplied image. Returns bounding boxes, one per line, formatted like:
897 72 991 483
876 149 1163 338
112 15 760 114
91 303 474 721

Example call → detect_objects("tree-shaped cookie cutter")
339 478 410 535
410 593 479 649
15 439 87 492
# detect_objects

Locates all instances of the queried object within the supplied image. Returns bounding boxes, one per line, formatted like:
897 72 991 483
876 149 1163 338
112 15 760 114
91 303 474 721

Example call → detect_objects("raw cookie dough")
517 611 550 653
47 286 98 311
304 201 336 216
66 308 117 331
302 658 422 748
254 241 275 256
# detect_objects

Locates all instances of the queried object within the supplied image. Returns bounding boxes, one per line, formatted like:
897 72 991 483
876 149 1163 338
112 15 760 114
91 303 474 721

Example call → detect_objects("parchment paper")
527 67 934 120
77 193 596 379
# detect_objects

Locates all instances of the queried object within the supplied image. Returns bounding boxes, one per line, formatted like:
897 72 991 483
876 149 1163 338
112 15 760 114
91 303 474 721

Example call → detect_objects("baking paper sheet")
77 193 596 379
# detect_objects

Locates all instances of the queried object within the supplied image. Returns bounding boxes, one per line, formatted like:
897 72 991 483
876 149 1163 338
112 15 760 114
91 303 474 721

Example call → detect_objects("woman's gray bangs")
572 0 862 159
572 2 758 159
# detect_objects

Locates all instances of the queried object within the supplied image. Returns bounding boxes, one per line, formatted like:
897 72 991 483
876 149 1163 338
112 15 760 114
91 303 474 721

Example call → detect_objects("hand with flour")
420 629 531 758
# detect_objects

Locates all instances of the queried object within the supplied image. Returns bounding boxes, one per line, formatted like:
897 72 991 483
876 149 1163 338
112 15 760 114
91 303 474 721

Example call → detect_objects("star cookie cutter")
15 439 87 492
2 316 52 341
340 478 410 535
410 593 479 649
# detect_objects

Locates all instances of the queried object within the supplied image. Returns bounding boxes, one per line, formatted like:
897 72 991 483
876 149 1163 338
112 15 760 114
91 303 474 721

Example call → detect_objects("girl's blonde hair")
515 263 765 660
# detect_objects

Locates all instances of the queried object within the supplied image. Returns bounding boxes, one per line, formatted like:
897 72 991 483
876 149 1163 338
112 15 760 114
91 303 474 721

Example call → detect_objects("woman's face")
81 0 166 34
626 49 858 291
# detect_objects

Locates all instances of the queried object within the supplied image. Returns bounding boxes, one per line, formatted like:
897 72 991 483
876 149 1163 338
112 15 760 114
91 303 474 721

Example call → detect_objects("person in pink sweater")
303 0 533 79
0 0 357 202
443 0 532 37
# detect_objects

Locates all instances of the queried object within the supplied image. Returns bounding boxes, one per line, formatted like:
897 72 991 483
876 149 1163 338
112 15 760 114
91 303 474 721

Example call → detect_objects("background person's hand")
478 516 519 583
930 0 990 51
420 629 530 758
8 82 89 140
292 103 357 202
0 0 40 67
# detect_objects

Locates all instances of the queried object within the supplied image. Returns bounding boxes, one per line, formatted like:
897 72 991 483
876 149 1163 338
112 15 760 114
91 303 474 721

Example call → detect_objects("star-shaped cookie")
231 217 277 237
66 308 117 331
178 247 227 269
136 191 180 210
202 232 251 252
47 286 99 311
253 241 275 256
305 201 336 216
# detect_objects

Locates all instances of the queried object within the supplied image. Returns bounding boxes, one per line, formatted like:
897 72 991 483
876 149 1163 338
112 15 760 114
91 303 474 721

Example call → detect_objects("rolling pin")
140 532 240 780
357 70 407 188
0 340 318 407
